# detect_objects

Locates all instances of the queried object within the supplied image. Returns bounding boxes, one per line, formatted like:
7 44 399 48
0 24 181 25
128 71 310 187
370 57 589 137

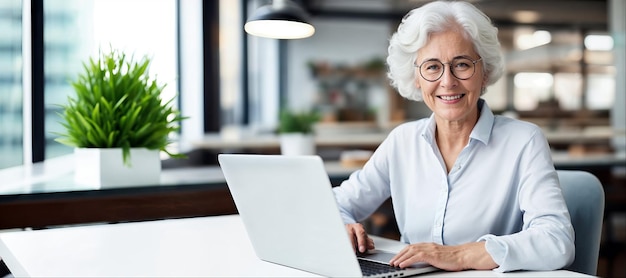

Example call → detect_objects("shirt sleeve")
478 129 575 272
332 133 394 224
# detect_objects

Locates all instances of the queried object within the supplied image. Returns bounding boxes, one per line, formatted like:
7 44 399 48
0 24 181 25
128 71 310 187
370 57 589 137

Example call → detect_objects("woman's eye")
425 64 441 71
455 62 470 69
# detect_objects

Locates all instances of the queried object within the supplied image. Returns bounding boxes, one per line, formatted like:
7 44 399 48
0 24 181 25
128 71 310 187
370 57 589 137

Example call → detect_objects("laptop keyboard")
358 259 406 277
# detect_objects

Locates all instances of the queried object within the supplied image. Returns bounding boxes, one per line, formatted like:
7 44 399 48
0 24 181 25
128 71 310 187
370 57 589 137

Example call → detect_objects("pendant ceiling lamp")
244 0 315 39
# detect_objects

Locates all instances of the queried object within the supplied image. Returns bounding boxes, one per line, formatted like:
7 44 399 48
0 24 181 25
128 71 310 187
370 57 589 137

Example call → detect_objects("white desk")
0 215 590 277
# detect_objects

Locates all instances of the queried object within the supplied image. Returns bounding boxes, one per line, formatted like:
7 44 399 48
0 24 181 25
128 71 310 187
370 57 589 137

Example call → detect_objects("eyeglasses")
414 57 482 82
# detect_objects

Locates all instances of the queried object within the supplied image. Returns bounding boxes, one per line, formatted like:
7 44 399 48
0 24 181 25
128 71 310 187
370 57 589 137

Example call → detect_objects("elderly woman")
333 0 574 272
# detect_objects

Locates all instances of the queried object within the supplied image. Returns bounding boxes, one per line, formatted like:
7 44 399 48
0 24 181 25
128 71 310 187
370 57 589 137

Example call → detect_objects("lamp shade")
244 0 315 39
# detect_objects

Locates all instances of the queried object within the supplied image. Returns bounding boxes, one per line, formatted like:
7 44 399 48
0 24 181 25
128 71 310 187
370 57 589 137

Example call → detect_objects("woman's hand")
389 241 497 271
345 223 375 254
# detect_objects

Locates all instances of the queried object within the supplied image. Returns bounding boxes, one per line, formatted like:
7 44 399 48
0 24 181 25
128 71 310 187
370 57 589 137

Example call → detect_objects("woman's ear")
482 70 489 87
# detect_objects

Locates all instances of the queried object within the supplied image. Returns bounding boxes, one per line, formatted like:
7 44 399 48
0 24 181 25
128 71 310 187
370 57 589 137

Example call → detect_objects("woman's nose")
439 66 458 88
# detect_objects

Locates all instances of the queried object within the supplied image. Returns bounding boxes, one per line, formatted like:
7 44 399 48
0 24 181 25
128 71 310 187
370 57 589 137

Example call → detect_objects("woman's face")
415 30 486 124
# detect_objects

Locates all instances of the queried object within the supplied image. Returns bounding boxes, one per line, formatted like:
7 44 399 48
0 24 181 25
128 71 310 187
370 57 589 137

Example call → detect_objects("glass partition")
0 0 23 169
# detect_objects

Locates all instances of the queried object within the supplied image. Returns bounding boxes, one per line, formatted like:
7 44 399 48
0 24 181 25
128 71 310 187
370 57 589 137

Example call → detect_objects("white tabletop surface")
0 215 591 277
2 151 623 196
0 155 358 195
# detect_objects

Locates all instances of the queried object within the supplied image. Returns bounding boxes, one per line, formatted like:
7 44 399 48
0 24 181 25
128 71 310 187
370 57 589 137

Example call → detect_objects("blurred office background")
0 0 624 276
1 0 624 167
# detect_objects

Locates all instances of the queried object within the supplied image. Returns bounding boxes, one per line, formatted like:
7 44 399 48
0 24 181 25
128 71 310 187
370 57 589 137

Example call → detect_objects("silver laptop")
218 154 438 277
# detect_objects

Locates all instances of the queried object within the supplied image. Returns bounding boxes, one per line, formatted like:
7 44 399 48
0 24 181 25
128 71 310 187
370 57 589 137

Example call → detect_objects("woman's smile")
437 94 465 102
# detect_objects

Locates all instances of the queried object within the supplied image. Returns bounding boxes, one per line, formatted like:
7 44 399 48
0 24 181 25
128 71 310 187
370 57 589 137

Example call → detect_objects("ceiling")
299 0 608 31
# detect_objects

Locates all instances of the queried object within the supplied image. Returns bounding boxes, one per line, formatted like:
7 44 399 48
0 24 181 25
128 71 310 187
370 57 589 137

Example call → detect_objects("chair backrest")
557 170 605 275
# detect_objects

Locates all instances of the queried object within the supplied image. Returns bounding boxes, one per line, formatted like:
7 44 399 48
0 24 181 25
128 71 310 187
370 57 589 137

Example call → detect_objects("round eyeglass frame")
414 57 483 82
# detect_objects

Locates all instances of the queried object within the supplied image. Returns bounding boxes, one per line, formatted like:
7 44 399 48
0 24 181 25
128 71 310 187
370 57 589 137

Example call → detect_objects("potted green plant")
55 48 186 187
277 109 320 155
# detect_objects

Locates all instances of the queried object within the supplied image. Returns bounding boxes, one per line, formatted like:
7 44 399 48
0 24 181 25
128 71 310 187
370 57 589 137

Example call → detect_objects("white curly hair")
386 0 504 101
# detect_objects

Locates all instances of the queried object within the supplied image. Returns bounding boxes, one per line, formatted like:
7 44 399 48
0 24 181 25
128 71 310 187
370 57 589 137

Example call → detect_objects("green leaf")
278 109 320 134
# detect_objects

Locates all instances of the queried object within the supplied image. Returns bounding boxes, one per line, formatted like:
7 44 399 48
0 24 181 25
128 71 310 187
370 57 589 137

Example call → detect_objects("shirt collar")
471 99 494 145
422 98 494 145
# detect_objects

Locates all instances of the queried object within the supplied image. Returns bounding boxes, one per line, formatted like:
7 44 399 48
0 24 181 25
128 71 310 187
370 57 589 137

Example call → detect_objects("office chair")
557 170 605 276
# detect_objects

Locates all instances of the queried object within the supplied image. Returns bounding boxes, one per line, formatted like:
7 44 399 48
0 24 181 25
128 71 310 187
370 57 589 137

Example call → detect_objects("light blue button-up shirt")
333 99 575 272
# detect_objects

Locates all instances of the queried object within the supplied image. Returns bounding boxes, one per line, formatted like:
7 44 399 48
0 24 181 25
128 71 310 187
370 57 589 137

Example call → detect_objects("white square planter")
74 148 161 187
279 133 316 156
